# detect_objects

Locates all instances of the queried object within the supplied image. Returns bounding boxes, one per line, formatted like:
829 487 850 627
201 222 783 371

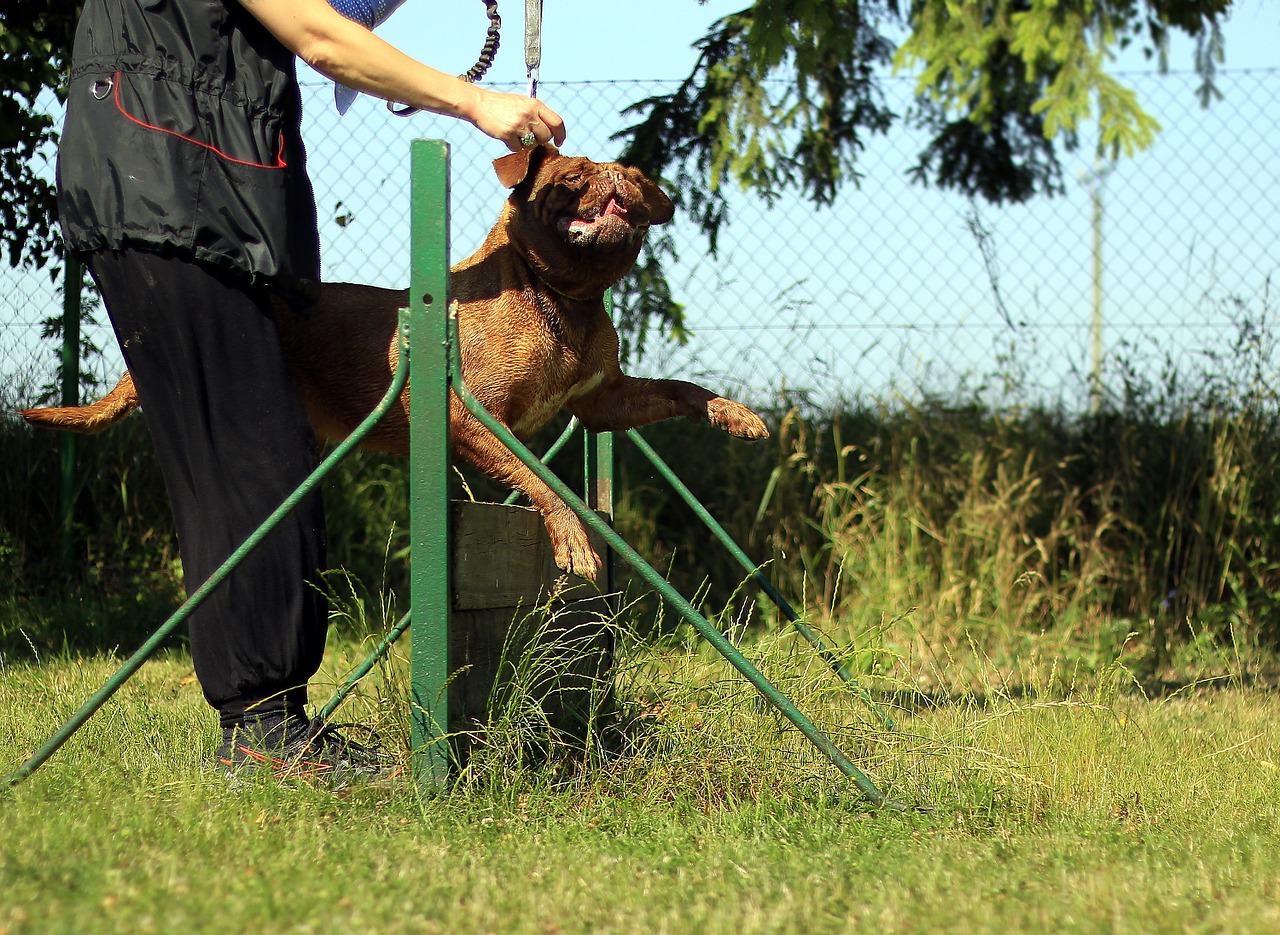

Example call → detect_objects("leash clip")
524 0 542 98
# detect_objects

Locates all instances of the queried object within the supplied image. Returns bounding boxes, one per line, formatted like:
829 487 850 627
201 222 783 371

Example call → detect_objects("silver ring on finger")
520 130 537 148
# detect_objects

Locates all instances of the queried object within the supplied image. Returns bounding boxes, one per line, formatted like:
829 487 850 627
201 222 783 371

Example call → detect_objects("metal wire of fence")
4 70 1278 412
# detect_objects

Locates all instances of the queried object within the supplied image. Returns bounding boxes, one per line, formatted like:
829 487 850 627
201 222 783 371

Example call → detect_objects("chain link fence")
4 70 1278 411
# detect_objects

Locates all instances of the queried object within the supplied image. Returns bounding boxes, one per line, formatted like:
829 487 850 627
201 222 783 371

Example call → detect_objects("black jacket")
58 0 320 292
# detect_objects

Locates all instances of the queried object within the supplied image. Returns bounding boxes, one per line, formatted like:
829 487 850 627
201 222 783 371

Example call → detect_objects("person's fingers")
506 118 559 151
492 115 530 152
473 90 568 150
537 103 567 146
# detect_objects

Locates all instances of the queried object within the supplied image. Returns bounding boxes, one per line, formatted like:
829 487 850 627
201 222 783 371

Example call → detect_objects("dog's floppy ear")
637 175 675 226
494 144 558 189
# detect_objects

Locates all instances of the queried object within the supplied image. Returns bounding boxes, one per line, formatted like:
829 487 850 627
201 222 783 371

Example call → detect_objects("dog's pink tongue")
563 196 630 234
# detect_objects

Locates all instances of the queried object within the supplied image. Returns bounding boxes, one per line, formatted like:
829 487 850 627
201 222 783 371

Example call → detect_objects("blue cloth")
329 0 406 29
327 0 408 113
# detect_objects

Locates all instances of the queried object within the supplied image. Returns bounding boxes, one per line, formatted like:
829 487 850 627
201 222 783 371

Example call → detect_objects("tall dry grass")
5 358 1280 674
738 397 1280 679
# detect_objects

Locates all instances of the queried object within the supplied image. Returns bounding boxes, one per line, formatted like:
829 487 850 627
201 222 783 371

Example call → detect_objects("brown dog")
23 145 769 580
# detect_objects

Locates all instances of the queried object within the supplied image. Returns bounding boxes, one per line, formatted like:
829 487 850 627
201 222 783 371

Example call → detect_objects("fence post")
59 254 83 569
1083 161 1113 415
584 288 615 594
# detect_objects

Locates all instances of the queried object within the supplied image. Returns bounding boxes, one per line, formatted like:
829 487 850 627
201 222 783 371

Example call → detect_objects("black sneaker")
217 716 402 786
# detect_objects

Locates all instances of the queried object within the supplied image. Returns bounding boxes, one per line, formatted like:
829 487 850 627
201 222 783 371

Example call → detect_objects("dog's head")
493 145 674 293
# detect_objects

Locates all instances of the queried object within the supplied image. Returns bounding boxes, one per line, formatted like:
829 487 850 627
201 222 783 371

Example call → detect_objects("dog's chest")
510 365 606 437
492 302 614 437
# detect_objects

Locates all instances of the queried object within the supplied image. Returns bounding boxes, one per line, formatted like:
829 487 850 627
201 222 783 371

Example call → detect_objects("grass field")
6 372 1280 932
4 609 1280 935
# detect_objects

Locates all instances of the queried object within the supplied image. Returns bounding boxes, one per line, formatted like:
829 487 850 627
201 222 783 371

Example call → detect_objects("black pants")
88 250 327 724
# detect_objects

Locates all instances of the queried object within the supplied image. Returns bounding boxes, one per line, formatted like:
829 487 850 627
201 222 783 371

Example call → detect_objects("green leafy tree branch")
611 0 1234 353
1 0 77 272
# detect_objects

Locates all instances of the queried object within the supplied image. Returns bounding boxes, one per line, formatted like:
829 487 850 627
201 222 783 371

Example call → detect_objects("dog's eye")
560 173 583 185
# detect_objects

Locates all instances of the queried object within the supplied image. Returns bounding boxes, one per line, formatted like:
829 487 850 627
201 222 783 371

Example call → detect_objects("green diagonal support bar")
317 611 413 724
442 308 895 809
501 417 581 506
622 428 896 731
5 318 412 790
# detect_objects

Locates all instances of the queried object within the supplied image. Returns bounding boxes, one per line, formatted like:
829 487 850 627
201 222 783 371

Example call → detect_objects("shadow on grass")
874 669 1280 715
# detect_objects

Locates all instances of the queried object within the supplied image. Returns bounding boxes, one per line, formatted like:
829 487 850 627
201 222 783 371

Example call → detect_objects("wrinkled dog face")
497 146 674 286
538 156 674 250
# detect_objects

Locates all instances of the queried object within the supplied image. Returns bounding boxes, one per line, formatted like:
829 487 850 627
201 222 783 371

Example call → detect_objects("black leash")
389 0 504 116
464 0 504 83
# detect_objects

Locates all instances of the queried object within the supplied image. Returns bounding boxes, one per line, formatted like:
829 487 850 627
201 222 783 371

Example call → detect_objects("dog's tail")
20 371 140 434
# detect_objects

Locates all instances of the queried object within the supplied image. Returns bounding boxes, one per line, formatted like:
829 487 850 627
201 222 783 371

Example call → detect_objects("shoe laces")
300 719 396 768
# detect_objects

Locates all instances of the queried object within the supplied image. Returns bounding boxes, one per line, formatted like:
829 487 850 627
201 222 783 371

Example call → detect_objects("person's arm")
238 0 565 151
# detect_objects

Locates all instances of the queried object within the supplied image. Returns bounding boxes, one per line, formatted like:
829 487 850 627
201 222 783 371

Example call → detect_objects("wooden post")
449 502 612 760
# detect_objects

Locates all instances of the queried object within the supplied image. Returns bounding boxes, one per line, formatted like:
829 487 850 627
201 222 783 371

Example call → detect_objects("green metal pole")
622 428 895 731
4 324 411 789
583 427 615 597
58 255 83 570
444 311 895 808
407 139 452 789
585 427 614 515
584 288 615 594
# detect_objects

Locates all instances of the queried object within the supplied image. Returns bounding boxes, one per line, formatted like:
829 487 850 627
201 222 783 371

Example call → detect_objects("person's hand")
241 0 568 147
464 88 567 152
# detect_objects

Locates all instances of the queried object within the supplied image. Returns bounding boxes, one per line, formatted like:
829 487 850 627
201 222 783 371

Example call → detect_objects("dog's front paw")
706 398 770 440
545 509 602 581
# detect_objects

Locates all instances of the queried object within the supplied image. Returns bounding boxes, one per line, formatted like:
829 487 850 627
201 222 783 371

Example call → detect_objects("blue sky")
387 0 746 85
361 0 1276 90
